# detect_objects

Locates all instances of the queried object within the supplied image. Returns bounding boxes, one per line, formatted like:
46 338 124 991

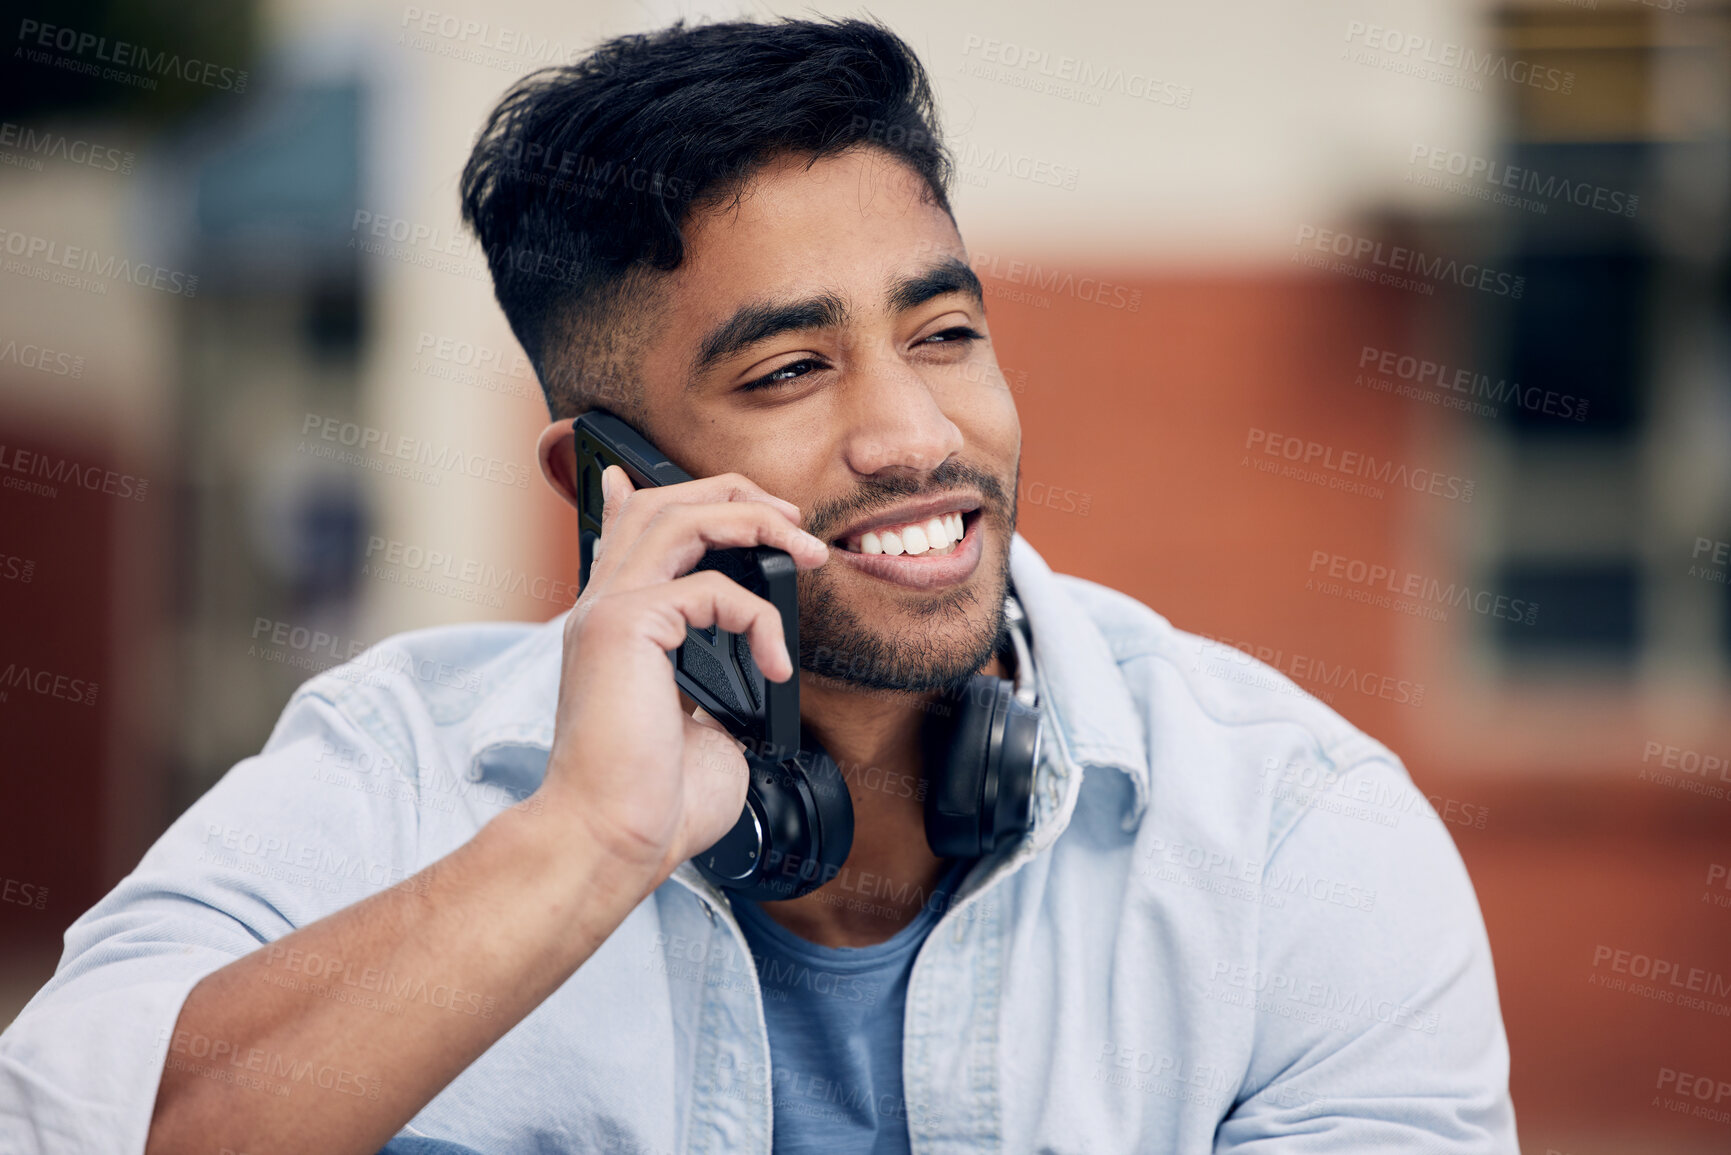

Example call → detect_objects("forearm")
145 793 654 1155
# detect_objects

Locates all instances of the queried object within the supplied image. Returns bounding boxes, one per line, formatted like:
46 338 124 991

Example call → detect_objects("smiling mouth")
832 508 980 557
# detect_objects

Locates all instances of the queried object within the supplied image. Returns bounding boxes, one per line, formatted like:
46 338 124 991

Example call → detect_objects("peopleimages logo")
1589 945 1731 1003
953 139 1081 191
1356 345 1588 423
1654 1066 1731 1127
363 534 580 608
0 121 134 175
298 413 532 489
157 1027 381 1100
397 6 588 72
0 442 150 502
1 876 48 911
0 227 198 297
0 337 84 378
15 19 249 93
1244 427 1474 503
1307 550 1539 626
967 250 1142 312
1407 144 1637 218
0 551 34 584
1207 960 1441 1035
1342 21 1575 95
1192 631 1426 710
1293 225 1524 299
0 659 99 706
248 616 485 693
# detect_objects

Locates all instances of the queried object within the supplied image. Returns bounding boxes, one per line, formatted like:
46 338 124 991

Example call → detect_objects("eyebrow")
687 255 985 388
887 256 984 314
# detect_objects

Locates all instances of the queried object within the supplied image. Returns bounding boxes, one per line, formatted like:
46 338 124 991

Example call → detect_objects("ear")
536 417 580 511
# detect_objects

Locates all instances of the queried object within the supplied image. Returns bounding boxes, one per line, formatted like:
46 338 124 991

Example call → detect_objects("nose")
840 352 964 478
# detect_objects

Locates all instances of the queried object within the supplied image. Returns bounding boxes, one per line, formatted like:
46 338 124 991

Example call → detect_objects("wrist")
516 778 669 900
473 785 664 960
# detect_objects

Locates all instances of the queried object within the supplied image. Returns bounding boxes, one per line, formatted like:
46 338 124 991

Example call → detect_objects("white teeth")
842 510 971 555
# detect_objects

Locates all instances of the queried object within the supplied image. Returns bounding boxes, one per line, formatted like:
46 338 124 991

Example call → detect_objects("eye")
919 325 983 348
740 357 828 393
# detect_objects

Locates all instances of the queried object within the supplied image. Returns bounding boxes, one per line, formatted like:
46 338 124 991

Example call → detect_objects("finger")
692 570 795 684
684 472 801 524
611 502 828 590
603 471 804 546
610 570 794 681
590 469 807 594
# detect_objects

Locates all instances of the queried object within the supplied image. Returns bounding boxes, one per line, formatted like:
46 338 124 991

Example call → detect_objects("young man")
0 17 1517 1154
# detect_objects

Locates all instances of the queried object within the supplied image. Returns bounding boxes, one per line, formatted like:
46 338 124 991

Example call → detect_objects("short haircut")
458 16 955 426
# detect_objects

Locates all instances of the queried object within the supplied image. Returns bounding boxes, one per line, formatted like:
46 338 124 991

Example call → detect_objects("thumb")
690 703 744 747
684 705 749 795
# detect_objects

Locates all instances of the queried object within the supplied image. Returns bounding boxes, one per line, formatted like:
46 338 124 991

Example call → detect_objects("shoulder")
1049 571 1408 844
268 614 566 768
1053 571 1385 755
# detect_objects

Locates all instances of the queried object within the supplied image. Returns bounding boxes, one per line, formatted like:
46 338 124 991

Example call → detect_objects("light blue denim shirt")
0 533 1517 1153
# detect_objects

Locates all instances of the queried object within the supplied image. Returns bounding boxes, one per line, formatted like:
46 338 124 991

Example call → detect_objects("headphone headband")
695 583 1044 895
1004 590 1038 709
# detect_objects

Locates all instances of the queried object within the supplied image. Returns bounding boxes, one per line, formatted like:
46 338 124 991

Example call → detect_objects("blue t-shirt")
730 857 974 1154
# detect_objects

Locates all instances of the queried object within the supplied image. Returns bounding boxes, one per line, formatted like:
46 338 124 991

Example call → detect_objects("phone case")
572 410 802 762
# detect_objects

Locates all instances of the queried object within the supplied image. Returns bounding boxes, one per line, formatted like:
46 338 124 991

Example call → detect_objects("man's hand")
544 463 829 886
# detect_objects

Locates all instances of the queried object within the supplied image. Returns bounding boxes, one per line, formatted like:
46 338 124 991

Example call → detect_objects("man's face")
623 145 1021 694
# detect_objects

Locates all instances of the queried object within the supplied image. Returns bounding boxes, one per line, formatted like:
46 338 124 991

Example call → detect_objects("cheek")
954 387 1019 458
686 421 837 507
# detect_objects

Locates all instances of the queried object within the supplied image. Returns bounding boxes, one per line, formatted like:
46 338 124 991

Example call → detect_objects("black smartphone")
571 409 802 763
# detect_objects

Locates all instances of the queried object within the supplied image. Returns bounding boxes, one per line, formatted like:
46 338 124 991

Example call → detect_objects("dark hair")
458 16 955 422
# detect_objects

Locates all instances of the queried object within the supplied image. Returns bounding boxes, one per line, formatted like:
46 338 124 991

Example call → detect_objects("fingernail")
601 465 618 504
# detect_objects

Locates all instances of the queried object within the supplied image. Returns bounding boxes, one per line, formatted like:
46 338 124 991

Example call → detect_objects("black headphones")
693 591 1044 902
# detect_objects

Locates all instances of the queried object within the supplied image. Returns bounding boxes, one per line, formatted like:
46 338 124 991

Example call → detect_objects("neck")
753 650 1009 948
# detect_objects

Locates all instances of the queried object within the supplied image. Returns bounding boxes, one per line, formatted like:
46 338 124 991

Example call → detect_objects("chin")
796 531 1011 695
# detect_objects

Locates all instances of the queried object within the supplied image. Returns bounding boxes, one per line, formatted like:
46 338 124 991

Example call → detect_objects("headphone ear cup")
692 727 854 902
924 676 1001 858
923 675 1041 859
781 729 854 896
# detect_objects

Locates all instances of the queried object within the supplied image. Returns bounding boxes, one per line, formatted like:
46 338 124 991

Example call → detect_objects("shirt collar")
1007 532 1151 832
464 531 1151 827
